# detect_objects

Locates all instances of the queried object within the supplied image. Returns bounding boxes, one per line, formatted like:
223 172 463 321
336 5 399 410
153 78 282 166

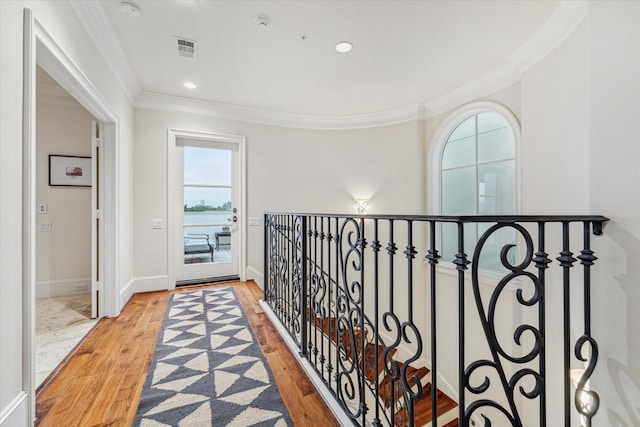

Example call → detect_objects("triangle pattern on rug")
133 287 292 427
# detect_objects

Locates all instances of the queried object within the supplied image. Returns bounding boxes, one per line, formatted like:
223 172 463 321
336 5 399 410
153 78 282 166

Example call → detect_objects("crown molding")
422 0 588 119
68 0 140 105
77 0 587 129
136 91 423 130
508 0 588 74
422 63 521 120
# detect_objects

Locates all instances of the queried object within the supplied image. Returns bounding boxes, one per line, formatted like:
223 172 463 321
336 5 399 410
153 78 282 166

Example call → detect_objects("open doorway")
34 66 98 388
24 9 119 422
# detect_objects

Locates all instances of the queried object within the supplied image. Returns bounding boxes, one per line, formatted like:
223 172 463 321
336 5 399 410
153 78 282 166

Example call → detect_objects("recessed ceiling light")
120 1 141 18
255 15 271 28
335 41 353 53
184 81 197 89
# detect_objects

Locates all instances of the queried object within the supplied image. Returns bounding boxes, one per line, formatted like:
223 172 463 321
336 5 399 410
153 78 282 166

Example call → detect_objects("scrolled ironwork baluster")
336 217 367 421
464 222 543 427
398 220 424 427
574 221 601 427
291 215 306 350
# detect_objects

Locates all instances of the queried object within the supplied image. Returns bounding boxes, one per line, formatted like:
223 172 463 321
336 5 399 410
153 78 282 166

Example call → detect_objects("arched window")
431 102 519 270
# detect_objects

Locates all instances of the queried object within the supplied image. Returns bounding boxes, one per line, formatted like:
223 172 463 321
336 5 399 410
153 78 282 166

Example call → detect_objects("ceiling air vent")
175 37 197 59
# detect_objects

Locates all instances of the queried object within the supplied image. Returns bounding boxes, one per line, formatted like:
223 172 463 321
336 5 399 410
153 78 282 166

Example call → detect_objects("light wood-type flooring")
36 280 339 427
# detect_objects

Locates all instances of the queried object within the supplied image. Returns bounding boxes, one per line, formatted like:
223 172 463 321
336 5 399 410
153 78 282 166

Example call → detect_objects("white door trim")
23 8 119 424
167 129 247 289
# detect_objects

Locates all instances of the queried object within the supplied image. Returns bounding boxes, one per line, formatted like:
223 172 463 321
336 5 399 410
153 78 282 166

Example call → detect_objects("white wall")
0 1 134 425
35 99 93 298
520 17 591 427
132 107 419 289
0 1 29 424
517 4 640 425
587 2 640 426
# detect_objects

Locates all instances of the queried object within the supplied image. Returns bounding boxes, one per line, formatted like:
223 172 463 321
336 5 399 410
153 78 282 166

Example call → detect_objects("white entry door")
175 137 240 283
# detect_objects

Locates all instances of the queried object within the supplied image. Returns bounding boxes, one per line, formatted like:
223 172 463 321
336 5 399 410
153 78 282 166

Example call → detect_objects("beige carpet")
36 294 98 387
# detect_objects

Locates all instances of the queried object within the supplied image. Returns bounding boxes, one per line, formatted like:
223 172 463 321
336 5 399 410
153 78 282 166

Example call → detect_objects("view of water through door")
176 140 239 284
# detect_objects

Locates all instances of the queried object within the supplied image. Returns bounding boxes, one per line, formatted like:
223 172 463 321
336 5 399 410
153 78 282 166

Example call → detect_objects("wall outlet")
249 217 261 226
74 283 88 292
37 221 52 232
38 203 47 214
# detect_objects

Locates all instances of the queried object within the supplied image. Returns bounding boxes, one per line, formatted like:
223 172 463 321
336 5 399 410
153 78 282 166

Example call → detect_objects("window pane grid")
439 110 516 269
442 157 516 172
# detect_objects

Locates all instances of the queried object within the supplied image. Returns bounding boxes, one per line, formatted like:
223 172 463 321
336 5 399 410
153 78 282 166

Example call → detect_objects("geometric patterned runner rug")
133 287 292 426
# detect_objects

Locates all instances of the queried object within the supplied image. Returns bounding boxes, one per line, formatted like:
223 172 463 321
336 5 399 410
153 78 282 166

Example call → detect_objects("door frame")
167 129 247 289
23 9 118 423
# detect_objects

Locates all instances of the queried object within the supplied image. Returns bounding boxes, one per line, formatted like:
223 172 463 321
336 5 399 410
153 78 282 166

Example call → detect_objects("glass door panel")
177 141 239 282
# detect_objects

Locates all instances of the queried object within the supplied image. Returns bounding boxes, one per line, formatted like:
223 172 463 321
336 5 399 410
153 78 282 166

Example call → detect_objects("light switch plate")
152 218 164 229
249 217 261 226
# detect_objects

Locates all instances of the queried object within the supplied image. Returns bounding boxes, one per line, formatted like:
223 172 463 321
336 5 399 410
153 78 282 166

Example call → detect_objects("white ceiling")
94 0 563 117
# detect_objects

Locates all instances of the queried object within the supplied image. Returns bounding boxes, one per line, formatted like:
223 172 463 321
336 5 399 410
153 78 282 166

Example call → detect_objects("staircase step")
378 361 431 409
310 316 366 359
395 385 458 427
363 342 397 384
309 316 457 427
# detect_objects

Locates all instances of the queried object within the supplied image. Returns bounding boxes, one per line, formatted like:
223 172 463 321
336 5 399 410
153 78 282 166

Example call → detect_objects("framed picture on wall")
49 155 92 187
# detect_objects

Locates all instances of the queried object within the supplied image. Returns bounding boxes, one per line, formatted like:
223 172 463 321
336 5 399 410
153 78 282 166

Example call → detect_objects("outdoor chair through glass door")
175 138 240 284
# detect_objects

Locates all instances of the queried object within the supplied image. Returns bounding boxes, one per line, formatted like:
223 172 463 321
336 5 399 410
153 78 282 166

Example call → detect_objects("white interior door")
175 138 240 283
91 120 105 317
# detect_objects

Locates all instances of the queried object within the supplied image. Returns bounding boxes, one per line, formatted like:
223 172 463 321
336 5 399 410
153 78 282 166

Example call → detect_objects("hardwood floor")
36 281 339 427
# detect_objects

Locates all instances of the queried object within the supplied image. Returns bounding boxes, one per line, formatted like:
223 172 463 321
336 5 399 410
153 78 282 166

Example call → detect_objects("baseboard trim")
0 391 28 427
36 277 91 298
245 266 263 289
259 300 353 426
122 275 169 303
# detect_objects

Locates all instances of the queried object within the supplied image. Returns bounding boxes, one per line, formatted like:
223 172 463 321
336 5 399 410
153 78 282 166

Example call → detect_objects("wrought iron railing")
263 213 608 427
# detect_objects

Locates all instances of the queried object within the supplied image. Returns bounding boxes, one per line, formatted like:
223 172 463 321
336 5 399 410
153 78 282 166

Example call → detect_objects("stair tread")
378 360 431 408
364 342 397 384
309 316 457 427
396 385 458 427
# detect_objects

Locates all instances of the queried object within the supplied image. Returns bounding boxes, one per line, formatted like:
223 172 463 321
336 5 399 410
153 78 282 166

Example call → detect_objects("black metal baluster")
334 216 340 401
454 221 469 426
386 219 397 427
288 214 292 332
533 221 550 427
426 221 440 427
403 220 418 427
319 216 326 381
371 218 381 427
359 216 367 427
312 216 318 367
288 214 293 331
575 221 600 427
557 221 576 427
264 214 269 303
300 215 309 357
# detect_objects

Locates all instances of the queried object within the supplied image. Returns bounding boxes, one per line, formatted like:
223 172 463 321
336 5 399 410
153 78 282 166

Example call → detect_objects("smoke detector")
120 1 141 18
255 15 271 28
175 37 197 59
